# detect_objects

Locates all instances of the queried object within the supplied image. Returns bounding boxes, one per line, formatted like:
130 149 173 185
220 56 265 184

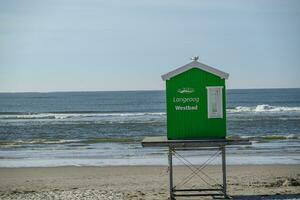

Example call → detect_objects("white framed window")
206 86 223 118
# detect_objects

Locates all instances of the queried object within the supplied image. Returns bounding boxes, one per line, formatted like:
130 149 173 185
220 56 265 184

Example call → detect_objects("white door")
207 86 223 118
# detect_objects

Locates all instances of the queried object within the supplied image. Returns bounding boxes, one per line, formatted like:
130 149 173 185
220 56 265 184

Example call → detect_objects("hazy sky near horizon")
0 0 299 92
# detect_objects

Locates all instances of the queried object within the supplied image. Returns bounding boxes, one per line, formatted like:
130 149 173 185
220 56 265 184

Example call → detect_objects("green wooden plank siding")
166 67 226 139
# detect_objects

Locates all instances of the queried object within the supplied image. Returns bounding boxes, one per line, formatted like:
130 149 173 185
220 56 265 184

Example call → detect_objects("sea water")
0 89 299 167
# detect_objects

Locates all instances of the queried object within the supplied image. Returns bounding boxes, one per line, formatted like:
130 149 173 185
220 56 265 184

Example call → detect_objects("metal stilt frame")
168 147 175 200
141 136 251 199
222 146 228 198
168 146 228 199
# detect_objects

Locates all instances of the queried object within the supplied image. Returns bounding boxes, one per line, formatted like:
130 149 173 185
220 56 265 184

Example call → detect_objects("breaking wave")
227 134 299 140
228 104 300 113
0 104 299 120
0 138 135 146
0 112 166 120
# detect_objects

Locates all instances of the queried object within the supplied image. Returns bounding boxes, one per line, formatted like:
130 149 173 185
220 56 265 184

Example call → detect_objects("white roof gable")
161 60 229 81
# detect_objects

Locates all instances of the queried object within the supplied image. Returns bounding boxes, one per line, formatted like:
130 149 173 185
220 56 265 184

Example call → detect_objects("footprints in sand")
0 189 168 200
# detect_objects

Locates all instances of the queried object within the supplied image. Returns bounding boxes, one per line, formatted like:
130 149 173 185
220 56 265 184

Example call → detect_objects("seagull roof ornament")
191 56 199 61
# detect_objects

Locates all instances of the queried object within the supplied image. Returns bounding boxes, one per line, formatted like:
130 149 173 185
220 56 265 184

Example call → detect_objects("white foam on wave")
0 112 166 120
1 104 299 120
0 139 83 146
228 104 300 113
228 134 299 140
0 154 299 167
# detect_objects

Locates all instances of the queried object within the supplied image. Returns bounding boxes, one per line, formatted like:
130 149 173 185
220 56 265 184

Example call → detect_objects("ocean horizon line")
0 87 300 94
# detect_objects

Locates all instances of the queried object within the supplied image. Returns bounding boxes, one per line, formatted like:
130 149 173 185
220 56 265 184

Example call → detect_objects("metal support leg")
168 147 175 200
221 146 228 199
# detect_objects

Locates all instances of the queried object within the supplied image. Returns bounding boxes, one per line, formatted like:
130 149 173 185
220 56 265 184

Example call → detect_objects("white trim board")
206 86 224 89
161 60 229 81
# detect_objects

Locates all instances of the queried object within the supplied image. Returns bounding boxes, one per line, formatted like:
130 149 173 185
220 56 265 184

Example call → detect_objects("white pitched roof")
161 60 229 81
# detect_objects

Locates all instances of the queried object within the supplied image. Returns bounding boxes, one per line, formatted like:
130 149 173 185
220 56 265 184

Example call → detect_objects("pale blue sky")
0 0 299 92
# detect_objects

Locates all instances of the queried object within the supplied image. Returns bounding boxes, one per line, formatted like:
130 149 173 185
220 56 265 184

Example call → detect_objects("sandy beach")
0 165 299 200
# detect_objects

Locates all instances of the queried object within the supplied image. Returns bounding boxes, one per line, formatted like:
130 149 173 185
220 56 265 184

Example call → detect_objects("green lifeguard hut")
162 57 229 140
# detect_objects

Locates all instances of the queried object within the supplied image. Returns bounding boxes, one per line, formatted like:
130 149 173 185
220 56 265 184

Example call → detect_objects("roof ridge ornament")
161 57 229 81
191 56 199 61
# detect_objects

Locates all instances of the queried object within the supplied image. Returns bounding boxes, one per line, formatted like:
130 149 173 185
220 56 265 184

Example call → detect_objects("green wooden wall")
166 67 226 139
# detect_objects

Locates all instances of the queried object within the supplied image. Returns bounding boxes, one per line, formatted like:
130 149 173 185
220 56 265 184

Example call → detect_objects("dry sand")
0 165 299 200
